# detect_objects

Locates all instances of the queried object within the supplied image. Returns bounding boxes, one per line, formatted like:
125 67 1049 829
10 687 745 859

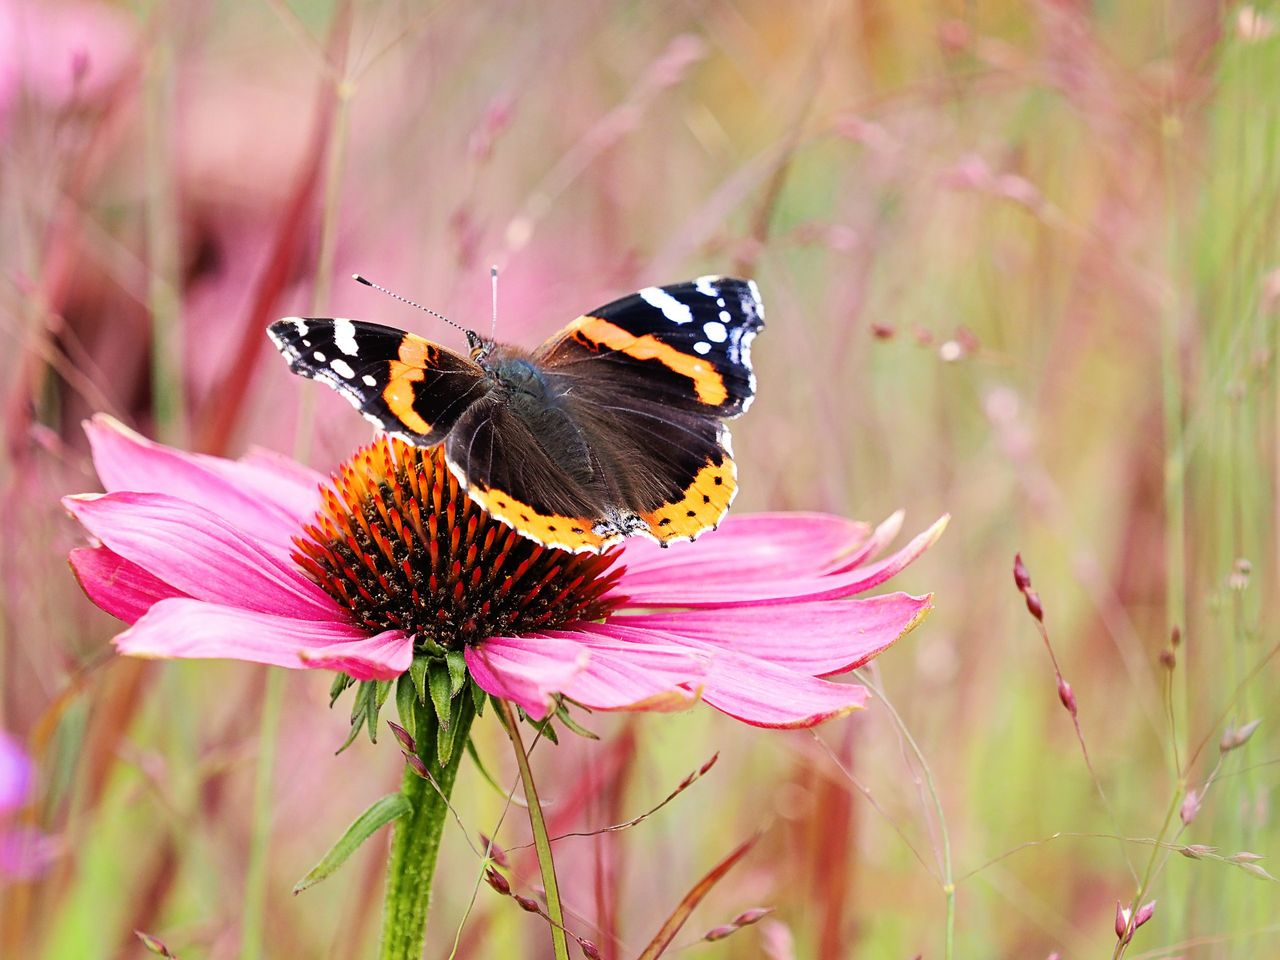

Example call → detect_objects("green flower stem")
497 700 570 960
379 696 475 960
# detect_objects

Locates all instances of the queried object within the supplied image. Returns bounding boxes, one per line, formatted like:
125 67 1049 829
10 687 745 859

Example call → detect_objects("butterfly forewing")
267 317 488 445
537 276 764 418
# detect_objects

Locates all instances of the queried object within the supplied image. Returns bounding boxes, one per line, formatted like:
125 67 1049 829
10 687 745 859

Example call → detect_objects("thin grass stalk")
855 669 954 960
240 671 284 960
497 700 570 960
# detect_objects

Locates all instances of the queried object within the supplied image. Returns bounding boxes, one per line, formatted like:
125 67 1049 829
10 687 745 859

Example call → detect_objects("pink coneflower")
66 415 944 729
68 415 944 728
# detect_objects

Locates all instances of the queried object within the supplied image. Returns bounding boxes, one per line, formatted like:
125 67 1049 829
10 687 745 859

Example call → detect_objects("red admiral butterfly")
267 276 764 553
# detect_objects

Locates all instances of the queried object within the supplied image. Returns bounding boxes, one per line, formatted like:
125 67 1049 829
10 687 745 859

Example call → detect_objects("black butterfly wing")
442 394 622 553
554 383 738 546
528 277 762 547
267 317 489 445
535 276 764 418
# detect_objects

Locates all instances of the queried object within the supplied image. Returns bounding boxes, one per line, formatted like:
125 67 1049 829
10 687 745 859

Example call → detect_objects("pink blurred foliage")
0 732 56 881
0 0 134 129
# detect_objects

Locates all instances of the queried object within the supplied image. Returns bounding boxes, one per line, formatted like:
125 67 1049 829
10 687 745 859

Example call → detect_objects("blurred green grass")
2 1 1279 957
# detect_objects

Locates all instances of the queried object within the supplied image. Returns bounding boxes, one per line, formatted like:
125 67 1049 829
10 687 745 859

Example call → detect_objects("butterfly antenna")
352 274 471 335
490 265 499 341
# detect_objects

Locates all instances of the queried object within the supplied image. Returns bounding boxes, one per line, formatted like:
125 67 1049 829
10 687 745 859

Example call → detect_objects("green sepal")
427 660 453 731
471 679 488 715
445 649 467 696
409 656 429 705
523 707 559 746
418 634 449 658
292 792 411 895
395 673 418 743
336 683 371 754
329 671 355 707
436 689 468 766
555 701 599 741
365 680 391 743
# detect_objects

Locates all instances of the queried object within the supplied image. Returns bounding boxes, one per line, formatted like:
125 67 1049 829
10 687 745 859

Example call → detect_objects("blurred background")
2 0 1278 957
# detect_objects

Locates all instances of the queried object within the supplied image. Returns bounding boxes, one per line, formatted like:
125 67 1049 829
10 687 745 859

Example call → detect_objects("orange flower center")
291 438 626 650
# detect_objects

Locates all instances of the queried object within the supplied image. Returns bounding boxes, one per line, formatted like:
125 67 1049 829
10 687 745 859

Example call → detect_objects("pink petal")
618 515 948 608
465 635 589 720
64 492 339 620
618 512 873 586
68 546 188 624
297 629 414 680
536 624 708 712
611 592 932 678
696 651 868 728
84 414 319 550
114 598 405 677
830 510 904 571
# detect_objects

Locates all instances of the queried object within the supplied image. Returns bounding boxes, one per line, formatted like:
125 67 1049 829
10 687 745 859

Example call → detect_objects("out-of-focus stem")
240 671 284 960
497 700 570 960
295 83 354 460
857 671 954 960
143 12 184 444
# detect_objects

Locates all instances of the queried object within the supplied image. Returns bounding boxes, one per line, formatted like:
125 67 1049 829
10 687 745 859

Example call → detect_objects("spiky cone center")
293 437 627 653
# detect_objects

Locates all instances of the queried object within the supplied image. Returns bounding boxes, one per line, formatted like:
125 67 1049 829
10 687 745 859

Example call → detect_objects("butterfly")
267 277 764 553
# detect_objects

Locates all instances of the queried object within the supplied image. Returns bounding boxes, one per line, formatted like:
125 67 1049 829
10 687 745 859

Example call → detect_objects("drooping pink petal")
617 515 949 608
465 635 589 720
688 648 869 728
610 592 933 678
617 513 874 586
68 546 189 625
64 492 339 620
84 414 319 549
296 628 414 680
113 598 399 675
535 625 709 712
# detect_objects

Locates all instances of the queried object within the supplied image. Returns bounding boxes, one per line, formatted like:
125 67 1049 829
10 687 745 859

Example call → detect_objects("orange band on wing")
382 337 434 435
463 482 617 554
641 456 737 544
571 316 728 407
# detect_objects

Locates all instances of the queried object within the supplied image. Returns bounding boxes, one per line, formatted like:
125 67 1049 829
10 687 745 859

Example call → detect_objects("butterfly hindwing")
537 276 764 419
267 318 488 444
443 395 620 553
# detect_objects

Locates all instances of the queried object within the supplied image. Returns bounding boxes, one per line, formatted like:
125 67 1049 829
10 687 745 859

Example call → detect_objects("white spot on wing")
362 374 377 387
694 275 720 297
313 351 326 362
704 321 727 343
330 358 356 379
694 341 711 355
333 318 360 356
639 286 693 325
291 317 309 335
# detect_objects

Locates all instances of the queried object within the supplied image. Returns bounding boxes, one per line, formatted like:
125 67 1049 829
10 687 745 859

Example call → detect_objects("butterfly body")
268 277 764 553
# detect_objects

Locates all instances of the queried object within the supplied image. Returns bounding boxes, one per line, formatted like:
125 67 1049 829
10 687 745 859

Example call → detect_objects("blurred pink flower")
0 732 56 881
66 416 944 728
0 0 135 122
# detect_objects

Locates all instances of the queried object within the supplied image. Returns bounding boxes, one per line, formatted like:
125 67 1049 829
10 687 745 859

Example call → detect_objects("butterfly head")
466 329 493 364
